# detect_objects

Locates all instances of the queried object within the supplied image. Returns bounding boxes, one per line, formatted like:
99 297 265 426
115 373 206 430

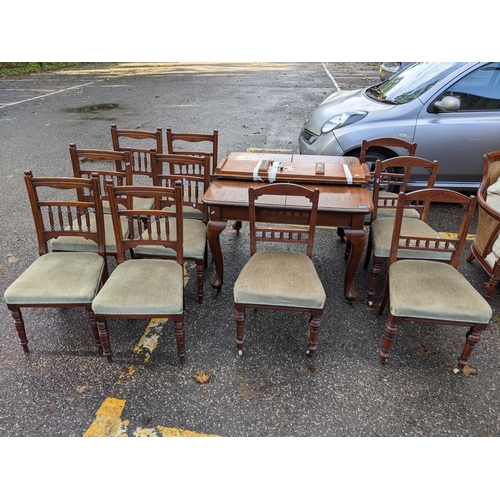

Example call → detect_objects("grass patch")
0 62 82 78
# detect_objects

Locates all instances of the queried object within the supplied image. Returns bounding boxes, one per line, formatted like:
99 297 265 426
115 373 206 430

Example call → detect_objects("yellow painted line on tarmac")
83 398 129 437
84 262 220 437
439 232 475 241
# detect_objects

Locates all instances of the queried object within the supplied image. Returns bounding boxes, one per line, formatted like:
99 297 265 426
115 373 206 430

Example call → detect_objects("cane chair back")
467 151 500 299
364 156 439 305
166 128 218 176
91 181 187 363
4 171 108 357
233 183 326 357
110 124 162 187
377 188 492 372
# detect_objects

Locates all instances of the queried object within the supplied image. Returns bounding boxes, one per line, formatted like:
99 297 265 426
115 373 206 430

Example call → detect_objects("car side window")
442 62 500 111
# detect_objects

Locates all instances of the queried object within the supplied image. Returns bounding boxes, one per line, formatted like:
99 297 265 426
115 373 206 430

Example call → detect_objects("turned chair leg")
96 319 113 362
8 305 29 354
86 306 103 355
196 260 204 304
363 232 373 270
234 305 246 356
380 314 401 363
485 278 499 300
307 313 322 356
457 325 483 370
174 317 186 364
368 258 383 306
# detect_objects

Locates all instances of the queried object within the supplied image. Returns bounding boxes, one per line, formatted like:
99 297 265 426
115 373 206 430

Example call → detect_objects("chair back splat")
233 183 326 357
4 171 108 357
377 187 492 372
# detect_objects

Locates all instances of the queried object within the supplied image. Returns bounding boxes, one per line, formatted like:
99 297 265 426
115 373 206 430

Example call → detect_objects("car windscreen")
365 62 466 104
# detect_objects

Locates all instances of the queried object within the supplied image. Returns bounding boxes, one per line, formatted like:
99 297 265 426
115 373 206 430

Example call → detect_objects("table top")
203 178 374 214
214 152 368 186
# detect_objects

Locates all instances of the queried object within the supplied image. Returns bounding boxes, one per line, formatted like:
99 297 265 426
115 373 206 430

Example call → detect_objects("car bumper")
298 129 345 156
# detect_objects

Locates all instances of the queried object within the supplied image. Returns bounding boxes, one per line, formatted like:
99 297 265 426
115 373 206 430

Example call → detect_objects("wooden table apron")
202 175 373 301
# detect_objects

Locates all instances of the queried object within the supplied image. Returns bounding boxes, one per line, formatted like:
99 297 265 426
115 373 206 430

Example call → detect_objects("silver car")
299 62 500 191
379 62 414 80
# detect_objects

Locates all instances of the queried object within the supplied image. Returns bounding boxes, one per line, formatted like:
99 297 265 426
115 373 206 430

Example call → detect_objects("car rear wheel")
364 151 402 193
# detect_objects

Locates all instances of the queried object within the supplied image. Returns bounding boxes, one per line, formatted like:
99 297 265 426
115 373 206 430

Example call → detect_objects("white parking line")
0 81 99 109
322 63 341 91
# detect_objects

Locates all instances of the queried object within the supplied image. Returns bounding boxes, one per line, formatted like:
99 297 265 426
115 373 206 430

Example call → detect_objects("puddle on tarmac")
62 103 121 112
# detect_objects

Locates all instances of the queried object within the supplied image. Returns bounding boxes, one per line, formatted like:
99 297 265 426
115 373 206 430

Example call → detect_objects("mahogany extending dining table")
202 152 374 301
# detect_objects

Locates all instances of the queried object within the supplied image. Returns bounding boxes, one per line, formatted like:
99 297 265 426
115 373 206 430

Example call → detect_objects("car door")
411 62 500 189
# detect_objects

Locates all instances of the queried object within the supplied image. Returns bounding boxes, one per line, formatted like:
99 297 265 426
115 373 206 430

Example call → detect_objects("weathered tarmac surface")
1 63 499 446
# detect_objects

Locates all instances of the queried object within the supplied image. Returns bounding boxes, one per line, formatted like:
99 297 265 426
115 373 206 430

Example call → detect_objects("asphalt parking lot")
1 63 499 450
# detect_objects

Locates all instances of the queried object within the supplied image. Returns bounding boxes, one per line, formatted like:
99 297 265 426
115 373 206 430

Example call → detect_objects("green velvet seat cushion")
365 192 420 223
92 259 184 315
4 252 105 305
371 217 453 260
389 260 492 323
163 205 203 220
49 214 129 254
234 251 326 309
102 196 155 214
133 218 207 259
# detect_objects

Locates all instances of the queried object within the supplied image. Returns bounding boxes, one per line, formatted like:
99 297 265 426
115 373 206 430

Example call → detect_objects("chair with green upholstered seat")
110 124 163 189
166 128 218 176
91 181 187 363
233 183 326 357
364 156 439 305
377 188 492 371
147 153 210 302
338 137 418 252
151 151 211 223
4 171 108 356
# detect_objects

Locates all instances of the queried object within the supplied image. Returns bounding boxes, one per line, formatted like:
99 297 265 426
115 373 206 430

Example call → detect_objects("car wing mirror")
433 95 461 112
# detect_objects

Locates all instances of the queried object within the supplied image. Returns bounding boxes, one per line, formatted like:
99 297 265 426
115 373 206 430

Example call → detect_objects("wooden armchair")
233 183 326 357
4 171 108 357
467 151 500 299
92 181 187 363
377 188 492 372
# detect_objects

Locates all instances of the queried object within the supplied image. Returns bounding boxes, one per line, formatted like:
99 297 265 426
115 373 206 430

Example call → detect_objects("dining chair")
92 181 187 363
166 127 218 175
4 171 108 357
338 137 417 258
364 156 439 305
50 144 132 258
144 152 209 303
151 151 211 223
377 188 492 372
467 151 500 300
233 183 326 357
110 124 163 190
